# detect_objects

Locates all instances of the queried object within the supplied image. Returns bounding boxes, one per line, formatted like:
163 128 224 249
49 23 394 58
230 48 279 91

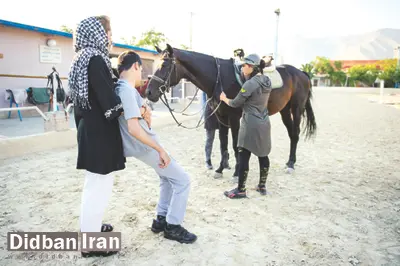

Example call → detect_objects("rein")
150 57 223 129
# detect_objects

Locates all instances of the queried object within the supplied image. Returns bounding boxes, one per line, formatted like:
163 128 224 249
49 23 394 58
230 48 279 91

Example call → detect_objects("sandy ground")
0 88 399 266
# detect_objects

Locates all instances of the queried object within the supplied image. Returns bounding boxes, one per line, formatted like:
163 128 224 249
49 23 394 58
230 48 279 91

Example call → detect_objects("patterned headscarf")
68 16 113 110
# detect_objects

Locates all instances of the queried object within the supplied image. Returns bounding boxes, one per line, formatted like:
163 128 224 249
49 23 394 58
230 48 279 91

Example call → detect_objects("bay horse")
146 44 316 177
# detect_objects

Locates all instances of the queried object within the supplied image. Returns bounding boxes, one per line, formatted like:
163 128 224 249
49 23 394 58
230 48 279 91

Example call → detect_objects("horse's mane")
173 48 233 64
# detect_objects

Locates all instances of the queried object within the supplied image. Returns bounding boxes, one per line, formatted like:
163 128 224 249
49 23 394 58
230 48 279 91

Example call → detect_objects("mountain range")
279 28 400 67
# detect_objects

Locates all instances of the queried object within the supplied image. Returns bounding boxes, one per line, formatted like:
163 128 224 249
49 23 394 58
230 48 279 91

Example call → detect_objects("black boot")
256 167 269 195
164 223 197 244
151 215 167 233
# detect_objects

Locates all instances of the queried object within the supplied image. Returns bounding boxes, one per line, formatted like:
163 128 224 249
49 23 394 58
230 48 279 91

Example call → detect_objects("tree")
135 28 167 49
122 29 190 52
60 25 73 34
377 59 400 87
330 60 347 86
300 63 315 79
121 36 137 46
313 56 334 76
348 64 379 87
312 57 346 86
180 44 190 50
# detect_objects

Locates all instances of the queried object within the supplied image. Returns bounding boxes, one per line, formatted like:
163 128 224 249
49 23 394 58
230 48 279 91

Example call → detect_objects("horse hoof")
285 168 295 174
214 172 223 179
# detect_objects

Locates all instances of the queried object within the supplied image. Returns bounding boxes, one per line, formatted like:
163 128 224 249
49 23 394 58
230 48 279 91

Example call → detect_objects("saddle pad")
264 68 283 89
29 87 50 104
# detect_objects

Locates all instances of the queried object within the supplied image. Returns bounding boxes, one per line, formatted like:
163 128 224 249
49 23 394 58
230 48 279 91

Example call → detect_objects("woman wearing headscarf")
220 53 272 199
68 15 124 257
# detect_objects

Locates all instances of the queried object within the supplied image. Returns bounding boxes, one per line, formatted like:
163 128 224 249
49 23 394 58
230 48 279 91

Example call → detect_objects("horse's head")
146 44 181 102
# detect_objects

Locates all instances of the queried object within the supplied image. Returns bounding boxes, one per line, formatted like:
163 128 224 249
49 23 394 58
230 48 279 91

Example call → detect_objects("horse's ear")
155 46 162 54
166 44 174 56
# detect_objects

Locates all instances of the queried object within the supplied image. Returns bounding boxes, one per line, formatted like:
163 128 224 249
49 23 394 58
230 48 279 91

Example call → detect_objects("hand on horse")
158 149 171 168
220 91 228 103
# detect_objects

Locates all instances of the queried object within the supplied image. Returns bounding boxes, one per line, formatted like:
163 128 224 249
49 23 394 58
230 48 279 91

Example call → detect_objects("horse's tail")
302 72 317 140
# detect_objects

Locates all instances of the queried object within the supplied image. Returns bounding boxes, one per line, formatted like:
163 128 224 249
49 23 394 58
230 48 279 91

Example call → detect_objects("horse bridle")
149 56 224 129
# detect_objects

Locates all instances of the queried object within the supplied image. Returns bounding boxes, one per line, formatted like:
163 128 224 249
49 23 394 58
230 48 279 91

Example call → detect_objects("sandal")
101 223 113 232
224 187 247 199
256 185 267 195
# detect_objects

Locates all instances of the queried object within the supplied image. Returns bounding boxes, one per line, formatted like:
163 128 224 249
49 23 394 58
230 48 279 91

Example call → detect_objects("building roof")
330 59 382 70
0 19 159 54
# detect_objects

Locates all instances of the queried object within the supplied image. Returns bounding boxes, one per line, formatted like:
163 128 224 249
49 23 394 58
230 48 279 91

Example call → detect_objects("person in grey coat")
219 53 272 199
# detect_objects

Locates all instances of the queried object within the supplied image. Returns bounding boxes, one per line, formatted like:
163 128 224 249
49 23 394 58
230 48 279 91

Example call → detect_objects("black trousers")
238 148 270 191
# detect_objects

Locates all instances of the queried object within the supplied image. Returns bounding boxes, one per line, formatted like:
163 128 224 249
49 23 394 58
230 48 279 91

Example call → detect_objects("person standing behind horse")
68 16 125 257
219 54 272 199
115 51 197 244
202 92 230 170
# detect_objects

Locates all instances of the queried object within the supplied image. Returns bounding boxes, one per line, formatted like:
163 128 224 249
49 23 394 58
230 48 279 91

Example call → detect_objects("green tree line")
300 56 400 88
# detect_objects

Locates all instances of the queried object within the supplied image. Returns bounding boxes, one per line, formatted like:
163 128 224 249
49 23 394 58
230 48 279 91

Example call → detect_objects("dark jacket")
74 56 126 175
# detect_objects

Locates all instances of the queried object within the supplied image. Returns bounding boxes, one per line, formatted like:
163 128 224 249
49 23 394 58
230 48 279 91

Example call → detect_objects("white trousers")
80 171 114 232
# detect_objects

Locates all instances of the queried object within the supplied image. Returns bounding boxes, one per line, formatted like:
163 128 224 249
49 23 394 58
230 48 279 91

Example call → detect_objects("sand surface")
0 88 399 265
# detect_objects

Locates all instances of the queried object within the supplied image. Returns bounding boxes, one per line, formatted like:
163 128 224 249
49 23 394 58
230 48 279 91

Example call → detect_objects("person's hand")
220 91 227 101
141 105 152 128
143 112 152 128
158 149 171 168
140 106 146 116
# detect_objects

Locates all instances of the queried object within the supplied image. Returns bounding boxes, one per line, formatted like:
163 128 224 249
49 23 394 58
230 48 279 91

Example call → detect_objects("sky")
1 0 399 63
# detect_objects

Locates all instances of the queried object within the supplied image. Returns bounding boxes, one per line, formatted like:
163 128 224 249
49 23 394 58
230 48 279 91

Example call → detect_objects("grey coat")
228 74 272 157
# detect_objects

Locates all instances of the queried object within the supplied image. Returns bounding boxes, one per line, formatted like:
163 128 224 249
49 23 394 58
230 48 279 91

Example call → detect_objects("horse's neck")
176 50 220 97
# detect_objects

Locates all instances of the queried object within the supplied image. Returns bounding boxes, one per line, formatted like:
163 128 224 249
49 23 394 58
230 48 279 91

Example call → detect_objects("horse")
146 44 317 178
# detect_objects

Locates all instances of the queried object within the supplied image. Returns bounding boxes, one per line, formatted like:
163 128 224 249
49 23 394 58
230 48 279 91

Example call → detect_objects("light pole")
274 8 280 65
395 45 400 88
189 12 194 50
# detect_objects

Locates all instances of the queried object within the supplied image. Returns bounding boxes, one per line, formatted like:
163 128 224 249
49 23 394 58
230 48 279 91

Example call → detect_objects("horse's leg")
229 115 240 178
288 104 302 172
214 122 229 178
279 103 296 172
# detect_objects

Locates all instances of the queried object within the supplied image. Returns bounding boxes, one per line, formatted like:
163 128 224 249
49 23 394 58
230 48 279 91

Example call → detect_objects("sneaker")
224 187 247 199
164 224 197 244
256 185 267 195
151 215 167 233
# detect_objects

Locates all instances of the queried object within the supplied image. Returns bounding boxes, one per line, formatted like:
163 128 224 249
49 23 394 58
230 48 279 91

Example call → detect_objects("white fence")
164 79 201 103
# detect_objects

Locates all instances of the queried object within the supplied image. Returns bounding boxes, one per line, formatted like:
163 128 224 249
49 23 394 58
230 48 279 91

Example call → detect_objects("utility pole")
189 12 194 50
274 8 281 65
395 45 400 70
395 45 400 88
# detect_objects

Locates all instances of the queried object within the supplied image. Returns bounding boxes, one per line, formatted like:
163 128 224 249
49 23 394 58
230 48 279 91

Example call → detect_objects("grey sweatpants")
135 149 191 225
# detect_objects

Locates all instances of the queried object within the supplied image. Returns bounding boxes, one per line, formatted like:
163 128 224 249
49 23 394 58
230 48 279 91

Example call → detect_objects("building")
0 19 160 118
331 60 382 73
